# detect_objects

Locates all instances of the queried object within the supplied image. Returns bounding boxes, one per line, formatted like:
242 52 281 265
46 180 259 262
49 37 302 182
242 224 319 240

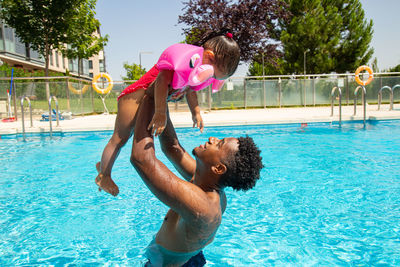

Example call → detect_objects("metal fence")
206 73 400 109
1 73 400 119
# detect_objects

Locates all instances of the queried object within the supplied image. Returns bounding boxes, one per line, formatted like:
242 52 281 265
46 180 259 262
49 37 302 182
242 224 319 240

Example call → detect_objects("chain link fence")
1 73 400 119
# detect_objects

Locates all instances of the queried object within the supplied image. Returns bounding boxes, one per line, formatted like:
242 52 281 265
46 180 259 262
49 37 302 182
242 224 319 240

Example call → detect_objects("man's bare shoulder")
164 178 218 219
185 187 224 227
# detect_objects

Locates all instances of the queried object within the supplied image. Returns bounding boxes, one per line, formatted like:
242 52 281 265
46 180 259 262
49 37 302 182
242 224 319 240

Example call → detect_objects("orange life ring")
355 65 373 86
92 73 113 94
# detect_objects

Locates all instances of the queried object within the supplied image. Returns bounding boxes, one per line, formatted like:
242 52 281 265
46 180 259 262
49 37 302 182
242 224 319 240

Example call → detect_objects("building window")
49 50 53 66
4 26 15 53
0 27 4 50
69 58 78 73
55 51 59 67
99 59 105 72
82 59 89 76
14 35 26 56
89 60 93 69
89 73 93 78
29 48 42 61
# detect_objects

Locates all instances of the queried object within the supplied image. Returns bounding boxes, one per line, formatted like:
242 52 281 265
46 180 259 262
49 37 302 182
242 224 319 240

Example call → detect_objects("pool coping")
1 104 400 136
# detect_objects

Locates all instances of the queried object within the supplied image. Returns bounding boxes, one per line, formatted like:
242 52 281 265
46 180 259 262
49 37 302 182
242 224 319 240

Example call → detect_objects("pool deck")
1 104 400 135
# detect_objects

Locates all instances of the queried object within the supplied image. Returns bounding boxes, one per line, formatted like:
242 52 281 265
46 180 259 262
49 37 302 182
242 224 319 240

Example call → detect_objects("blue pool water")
1 120 400 266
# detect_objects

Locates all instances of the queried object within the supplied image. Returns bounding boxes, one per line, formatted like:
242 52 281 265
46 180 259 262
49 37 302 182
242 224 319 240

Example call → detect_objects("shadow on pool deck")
1 104 400 135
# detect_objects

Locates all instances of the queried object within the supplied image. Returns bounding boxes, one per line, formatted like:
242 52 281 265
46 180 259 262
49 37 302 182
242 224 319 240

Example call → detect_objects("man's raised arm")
131 95 212 223
159 110 196 181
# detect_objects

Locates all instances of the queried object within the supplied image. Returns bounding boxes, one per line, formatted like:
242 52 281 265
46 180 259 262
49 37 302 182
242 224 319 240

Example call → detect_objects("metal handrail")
377 86 393 111
354 86 365 115
393 85 400 108
354 86 367 126
330 86 342 126
48 95 60 137
20 96 33 139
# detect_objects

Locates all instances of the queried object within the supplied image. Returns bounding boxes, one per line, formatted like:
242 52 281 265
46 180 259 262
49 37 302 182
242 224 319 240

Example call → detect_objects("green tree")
371 57 379 73
179 0 290 62
0 0 104 99
249 0 374 76
248 57 285 76
330 0 374 73
281 0 342 74
62 0 108 78
121 63 146 81
387 64 400 73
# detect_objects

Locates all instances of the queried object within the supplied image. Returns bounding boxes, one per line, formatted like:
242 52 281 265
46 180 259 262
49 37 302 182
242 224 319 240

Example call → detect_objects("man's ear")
204 50 215 63
211 163 227 175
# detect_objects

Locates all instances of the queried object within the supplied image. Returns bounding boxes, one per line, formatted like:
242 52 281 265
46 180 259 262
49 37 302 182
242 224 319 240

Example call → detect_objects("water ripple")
1 121 400 265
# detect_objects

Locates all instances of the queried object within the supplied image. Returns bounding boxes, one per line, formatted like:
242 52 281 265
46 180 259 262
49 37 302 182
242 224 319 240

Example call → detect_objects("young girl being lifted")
95 31 240 196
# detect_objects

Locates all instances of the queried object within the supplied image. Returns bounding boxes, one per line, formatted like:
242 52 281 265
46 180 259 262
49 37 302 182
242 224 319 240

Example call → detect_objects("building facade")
0 21 105 80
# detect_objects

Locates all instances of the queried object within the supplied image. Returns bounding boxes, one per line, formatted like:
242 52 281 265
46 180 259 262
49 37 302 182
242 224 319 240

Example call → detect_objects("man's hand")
192 112 204 133
148 112 167 136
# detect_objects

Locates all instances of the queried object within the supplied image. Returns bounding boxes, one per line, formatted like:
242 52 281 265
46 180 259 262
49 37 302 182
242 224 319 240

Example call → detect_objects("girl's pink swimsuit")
117 64 188 102
117 65 159 101
118 43 225 102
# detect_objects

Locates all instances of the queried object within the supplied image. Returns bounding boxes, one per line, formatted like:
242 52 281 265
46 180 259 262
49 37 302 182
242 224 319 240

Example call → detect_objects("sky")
95 0 400 81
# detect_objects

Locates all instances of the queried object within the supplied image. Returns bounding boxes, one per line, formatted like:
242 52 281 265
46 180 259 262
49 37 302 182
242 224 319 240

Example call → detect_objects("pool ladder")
378 84 400 111
330 87 342 127
20 96 60 138
48 96 60 137
20 96 33 139
353 86 367 127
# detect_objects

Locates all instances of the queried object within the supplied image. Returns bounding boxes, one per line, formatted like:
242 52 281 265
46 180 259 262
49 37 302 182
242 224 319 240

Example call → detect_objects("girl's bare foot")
95 162 119 196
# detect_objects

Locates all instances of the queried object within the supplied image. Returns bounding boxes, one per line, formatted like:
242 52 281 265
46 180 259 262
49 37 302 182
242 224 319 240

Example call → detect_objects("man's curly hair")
219 136 263 191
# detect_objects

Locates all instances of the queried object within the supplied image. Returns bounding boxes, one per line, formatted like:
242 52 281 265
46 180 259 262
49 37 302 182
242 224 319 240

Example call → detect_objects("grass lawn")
27 97 119 114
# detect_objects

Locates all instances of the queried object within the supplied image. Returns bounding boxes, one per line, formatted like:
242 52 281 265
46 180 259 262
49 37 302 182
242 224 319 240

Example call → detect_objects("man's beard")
192 148 196 156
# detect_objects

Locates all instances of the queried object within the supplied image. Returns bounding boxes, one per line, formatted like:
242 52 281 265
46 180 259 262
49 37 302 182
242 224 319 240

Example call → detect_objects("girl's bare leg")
95 89 145 196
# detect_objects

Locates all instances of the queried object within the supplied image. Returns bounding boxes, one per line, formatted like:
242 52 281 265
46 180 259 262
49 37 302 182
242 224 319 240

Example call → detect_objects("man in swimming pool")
131 94 263 266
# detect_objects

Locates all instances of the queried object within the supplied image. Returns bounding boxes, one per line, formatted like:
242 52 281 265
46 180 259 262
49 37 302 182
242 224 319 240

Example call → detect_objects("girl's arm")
147 69 173 136
186 90 204 132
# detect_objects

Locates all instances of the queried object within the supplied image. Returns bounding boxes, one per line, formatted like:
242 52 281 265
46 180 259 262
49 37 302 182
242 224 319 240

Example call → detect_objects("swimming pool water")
1 121 400 266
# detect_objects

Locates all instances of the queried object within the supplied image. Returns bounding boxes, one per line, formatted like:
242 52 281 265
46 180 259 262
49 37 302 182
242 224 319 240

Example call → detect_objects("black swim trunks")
145 251 206 267
181 251 206 267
